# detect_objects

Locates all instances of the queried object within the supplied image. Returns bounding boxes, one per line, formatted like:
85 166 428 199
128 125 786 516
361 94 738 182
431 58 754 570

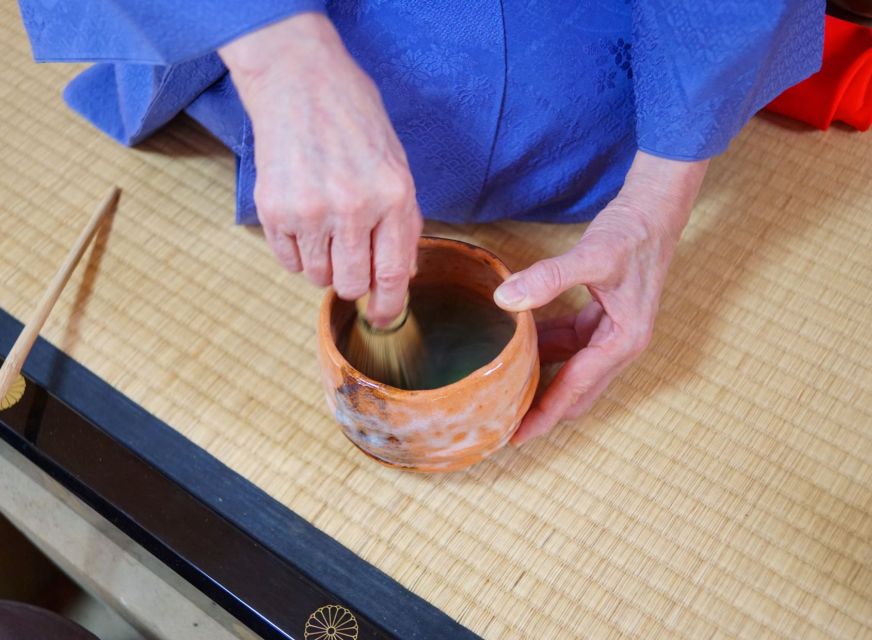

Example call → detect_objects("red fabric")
765 16 872 131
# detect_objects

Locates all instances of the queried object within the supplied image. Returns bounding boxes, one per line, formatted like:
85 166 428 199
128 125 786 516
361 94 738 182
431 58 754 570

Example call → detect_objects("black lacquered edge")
0 308 480 640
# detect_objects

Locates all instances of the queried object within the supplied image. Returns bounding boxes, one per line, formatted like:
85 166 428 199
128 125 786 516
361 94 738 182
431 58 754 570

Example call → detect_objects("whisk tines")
345 293 424 390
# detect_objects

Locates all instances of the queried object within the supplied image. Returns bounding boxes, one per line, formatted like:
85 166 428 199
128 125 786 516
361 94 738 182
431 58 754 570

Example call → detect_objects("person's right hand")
219 12 422 327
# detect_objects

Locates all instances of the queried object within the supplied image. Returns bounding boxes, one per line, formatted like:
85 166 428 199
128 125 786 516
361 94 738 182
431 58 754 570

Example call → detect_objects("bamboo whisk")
345 293 424 390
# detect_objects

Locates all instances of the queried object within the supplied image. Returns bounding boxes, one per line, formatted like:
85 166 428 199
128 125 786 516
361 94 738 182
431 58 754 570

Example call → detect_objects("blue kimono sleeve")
630 1 825 161
17 0 325 64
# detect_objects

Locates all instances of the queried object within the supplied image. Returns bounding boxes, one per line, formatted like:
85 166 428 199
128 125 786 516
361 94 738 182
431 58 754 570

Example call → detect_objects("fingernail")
494 277 528 308
510 433 527 448
509 424 527 447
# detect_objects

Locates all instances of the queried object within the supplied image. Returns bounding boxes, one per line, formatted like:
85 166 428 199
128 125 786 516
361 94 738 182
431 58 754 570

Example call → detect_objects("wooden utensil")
345 292 424 390
0 186 121 408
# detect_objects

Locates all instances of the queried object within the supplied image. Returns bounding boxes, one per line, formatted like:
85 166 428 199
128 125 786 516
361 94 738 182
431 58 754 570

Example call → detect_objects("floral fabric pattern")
18 0 825 224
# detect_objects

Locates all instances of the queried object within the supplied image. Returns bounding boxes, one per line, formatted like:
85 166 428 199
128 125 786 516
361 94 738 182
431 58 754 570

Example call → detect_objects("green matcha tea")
339 283 516 390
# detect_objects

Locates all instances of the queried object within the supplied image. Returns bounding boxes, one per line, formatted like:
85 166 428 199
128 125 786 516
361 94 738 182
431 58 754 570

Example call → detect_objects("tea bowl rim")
318 235 537 398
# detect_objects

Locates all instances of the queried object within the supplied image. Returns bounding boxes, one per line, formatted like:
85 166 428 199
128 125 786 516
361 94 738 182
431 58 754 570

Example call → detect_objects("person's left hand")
494 151 709 446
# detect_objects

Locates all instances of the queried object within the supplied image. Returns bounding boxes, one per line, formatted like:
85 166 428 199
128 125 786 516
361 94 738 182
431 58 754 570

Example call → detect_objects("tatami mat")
1 6 870 639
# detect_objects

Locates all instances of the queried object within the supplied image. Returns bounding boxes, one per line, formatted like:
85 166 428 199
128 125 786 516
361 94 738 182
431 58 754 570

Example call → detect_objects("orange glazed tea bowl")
317 237 539 473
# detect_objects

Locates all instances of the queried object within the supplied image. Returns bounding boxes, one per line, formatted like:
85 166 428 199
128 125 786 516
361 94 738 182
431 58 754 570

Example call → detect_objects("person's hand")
494 151 709 446
219 13 422 327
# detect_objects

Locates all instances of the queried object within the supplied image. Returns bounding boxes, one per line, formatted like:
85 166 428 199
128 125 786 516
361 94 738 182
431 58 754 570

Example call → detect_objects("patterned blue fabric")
18 0 824 225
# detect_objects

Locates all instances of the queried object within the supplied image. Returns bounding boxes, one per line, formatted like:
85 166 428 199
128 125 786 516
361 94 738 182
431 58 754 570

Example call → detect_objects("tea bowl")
317 236 539 473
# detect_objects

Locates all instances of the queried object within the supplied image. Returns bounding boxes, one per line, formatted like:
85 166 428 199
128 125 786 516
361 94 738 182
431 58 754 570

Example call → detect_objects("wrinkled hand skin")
495 151 710 447
219 13 423 327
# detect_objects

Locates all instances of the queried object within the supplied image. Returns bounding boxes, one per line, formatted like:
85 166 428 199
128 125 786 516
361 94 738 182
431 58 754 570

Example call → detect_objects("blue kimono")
18 1 824 225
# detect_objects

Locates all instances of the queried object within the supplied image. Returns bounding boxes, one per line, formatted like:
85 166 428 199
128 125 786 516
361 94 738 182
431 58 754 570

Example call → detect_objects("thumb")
494 248 599 312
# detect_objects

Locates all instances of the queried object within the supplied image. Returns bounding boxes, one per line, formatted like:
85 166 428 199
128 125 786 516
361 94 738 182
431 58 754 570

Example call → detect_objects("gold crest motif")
304 604 359 640
0 374 25 410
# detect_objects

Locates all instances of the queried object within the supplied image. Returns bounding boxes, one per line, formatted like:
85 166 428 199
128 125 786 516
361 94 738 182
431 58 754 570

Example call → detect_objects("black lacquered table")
0 308 479 640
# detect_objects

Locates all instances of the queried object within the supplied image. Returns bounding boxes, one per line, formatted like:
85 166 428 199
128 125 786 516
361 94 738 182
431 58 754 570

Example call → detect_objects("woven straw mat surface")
0 10 870 640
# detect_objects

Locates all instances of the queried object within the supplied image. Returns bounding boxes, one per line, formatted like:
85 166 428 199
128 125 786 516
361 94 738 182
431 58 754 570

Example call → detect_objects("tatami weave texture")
1 6 870 639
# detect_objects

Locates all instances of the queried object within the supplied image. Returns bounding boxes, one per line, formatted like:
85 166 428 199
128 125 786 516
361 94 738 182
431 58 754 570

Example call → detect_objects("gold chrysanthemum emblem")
0 374 25 410
304 604 359 640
